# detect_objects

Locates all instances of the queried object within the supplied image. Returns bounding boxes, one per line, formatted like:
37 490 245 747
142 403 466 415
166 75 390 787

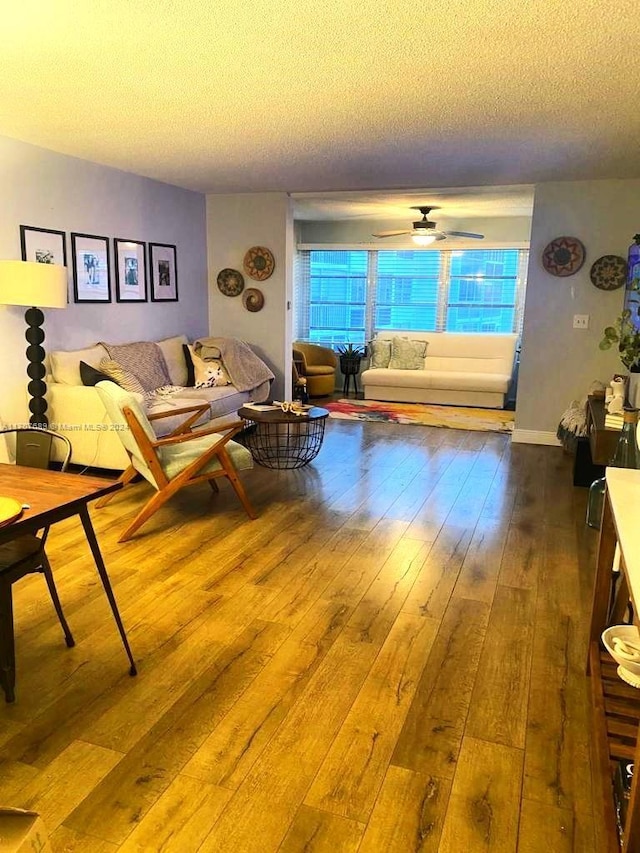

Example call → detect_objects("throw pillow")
101 341 171 391
80 360 113 387
188 345 232 387
182 344 196 386
99 358 147 395
157 334 189 386
369 339 392 369
388 337 427 370
50 344 108 385
194 360 232 389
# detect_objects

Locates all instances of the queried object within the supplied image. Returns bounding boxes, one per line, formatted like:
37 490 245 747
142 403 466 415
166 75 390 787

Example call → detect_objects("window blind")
295 247 528 345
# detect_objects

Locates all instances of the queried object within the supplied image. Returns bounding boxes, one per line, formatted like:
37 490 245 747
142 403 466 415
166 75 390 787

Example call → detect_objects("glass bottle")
294 376 309 404
587 477 606 529
609 407 640 469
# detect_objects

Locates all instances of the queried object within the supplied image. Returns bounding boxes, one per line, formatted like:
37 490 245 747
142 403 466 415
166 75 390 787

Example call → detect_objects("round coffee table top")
238 405 329 424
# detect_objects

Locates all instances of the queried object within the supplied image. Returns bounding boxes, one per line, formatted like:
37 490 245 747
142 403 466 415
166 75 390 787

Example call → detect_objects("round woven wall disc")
216 268 245 297
243 247 275 281
590 255 627 290
243 287 264 312
542 236 586 277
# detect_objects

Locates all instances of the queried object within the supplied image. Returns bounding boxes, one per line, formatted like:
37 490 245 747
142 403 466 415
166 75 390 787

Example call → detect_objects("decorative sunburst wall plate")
217 268 245 296
243 246 275 281
590 255 627 290
542 236 586 277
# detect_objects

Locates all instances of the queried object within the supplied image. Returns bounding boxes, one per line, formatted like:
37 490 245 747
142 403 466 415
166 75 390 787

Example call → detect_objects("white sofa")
361 331 518 408
46 334 271 470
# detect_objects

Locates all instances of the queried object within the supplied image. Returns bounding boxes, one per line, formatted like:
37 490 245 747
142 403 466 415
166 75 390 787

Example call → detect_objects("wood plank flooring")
0 417 607 851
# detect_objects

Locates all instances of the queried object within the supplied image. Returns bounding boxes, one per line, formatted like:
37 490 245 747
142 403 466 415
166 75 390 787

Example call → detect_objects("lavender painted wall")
0 135 207 423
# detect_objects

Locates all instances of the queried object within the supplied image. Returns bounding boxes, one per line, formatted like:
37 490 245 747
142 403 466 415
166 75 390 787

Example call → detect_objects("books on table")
605 412 624 430
242 403 280 412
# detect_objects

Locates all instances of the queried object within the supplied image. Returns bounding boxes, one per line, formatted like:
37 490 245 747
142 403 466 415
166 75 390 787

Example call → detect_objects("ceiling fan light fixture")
412 233 437 246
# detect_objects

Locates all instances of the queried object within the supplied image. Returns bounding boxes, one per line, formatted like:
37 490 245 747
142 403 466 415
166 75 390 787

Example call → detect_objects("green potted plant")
335 343 367 374
599 310 640 370
600 278 640 406
335 343 367 358
599 278 640 371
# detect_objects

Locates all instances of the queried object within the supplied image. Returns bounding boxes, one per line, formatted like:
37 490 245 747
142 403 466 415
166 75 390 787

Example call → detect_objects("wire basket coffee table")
237 405 329 469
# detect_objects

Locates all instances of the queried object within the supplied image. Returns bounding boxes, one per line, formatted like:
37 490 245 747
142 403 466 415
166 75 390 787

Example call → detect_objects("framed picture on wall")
71 232 111 302
20 225 67 266
114 238 147 302
149 242 178 302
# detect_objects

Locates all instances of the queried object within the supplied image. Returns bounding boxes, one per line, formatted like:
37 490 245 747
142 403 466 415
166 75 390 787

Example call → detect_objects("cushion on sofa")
388 337 427 370
369 339 392 369
80 360 113 387
362 368 433 389
361 367 510 393
99 358 147 395
50 344 108 385
183 344 196 386
195 364 232 388
172 384 254 418
424 356 511 375
145 394 211 436
157 334 189 386
102 341 171 391
188 345 231 387
428 370 510 393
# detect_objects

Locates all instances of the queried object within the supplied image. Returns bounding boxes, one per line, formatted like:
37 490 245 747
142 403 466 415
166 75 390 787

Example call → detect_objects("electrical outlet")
573 314 590 329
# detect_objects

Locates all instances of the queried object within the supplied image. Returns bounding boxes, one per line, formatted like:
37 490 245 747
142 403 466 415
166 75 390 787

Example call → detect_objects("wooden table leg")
79 505 137 676
588 489 620 678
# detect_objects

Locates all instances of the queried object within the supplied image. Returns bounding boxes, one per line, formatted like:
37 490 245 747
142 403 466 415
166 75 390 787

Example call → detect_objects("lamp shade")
0 260 67 309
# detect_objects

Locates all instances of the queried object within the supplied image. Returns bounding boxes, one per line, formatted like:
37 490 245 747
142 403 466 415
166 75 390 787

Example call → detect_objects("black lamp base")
25 306 48 427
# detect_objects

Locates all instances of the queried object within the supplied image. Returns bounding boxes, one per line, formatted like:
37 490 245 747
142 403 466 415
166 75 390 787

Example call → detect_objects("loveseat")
361 331 518 408
46 334 272 470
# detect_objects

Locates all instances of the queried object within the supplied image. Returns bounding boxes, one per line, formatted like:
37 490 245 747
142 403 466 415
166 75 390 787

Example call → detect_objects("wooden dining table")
0 464 136 701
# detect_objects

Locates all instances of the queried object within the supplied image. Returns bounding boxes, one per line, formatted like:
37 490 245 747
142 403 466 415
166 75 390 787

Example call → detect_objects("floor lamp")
0 260 67 427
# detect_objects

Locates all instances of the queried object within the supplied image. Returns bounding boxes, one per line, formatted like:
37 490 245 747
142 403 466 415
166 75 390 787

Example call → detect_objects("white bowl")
602 625 640 688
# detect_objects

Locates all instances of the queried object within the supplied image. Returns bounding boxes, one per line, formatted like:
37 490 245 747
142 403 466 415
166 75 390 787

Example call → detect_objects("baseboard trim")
511 429 561 446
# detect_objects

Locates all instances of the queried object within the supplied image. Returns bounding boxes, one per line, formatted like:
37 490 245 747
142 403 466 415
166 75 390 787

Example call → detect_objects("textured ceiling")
291 185 535 220
1 0 638 207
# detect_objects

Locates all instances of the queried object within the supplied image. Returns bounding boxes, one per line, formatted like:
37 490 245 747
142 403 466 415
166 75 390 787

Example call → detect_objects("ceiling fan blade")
372 229 411 238
443 230 485 239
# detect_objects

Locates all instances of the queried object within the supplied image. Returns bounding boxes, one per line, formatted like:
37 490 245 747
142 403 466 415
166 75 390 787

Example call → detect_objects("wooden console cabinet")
588 396 621 466
588 468 640 850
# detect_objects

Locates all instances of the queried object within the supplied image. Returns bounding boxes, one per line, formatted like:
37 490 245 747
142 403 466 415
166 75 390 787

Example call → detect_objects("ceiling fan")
372 206 484 245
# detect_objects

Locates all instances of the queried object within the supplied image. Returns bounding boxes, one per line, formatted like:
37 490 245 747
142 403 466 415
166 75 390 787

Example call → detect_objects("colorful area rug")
325 399 515 433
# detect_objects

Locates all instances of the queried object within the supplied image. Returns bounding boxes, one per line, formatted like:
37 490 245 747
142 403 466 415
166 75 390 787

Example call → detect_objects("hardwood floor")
0 418 608 851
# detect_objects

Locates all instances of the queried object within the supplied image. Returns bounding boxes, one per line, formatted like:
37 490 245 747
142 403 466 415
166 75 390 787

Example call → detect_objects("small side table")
238 405 329 469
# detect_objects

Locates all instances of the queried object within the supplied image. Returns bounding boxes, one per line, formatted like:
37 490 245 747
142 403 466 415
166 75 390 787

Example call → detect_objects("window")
376 251 441 332
446 249 523 333
296 250 368 346
295 248 528 344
